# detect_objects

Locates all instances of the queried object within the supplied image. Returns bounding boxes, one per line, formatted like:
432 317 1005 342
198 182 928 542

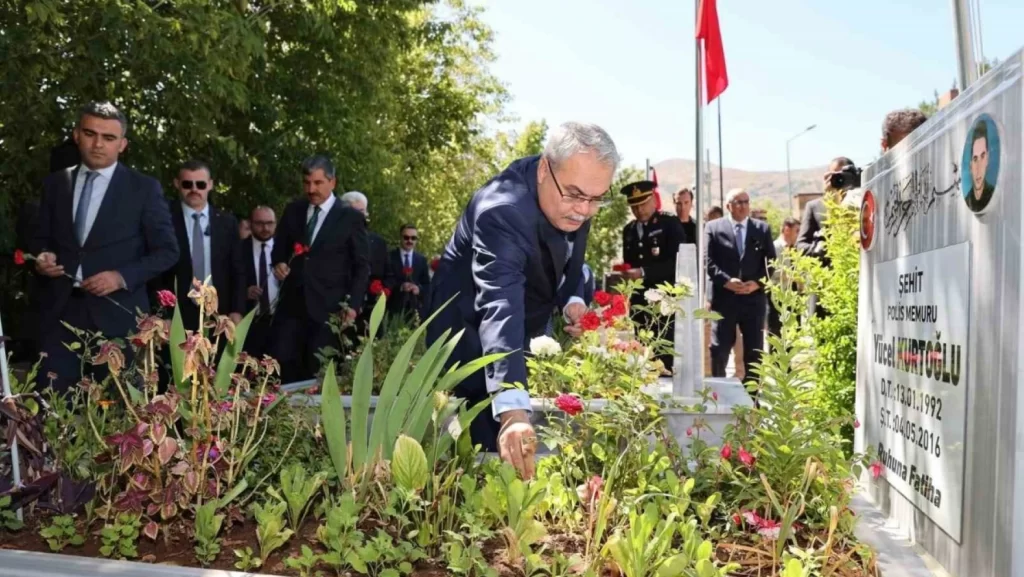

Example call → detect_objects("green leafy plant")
99 513 141 559
252 500 294 567
233 546 261 572
193 501 225 565
39 514 85 551
318 493 366 573
0 495 23 531
284 544 323 577
320 296 504 490
482 463 547 569
267 463 326 532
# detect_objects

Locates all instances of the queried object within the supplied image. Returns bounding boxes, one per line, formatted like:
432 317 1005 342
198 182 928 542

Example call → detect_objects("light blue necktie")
74 171 98 246
735 223 745 259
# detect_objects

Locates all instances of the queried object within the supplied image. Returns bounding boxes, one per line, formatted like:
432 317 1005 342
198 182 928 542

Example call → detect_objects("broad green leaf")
169 305 188 394
349 301 381 473
214 308 256 398
385 330 452 447
320 362 348 481
217 478 248 508
392 435 428 492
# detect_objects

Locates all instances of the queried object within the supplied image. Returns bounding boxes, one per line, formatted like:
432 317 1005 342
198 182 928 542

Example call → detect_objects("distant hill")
650 159 827 211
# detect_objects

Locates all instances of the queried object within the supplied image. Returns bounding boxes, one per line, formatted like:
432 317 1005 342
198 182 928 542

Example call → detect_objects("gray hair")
301 154 336 180
542 122 620 169
725 188 749 205
340 190 368 208
78 101 129 137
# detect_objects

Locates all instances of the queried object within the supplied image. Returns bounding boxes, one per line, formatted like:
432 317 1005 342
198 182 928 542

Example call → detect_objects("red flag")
651 167 662 211
696 0 728 104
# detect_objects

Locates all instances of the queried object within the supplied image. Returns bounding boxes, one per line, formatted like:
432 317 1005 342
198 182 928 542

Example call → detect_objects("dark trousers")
242 313 274 359
710 297 765 385
39 292 111 394
269 303 338 384
767 300 782 339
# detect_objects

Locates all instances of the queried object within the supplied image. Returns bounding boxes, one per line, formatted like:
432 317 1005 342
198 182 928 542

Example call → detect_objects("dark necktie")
192 213 206 280
258 242 271 312
74 171 98 246
404 253 411 270
305 205 321 245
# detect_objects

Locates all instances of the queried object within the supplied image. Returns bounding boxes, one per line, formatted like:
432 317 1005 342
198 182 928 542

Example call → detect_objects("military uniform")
619 180 689 373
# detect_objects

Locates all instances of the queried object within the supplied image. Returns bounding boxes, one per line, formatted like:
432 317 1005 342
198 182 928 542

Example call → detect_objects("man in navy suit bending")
705 188 776 387
32 101 179 392
426 122 619 478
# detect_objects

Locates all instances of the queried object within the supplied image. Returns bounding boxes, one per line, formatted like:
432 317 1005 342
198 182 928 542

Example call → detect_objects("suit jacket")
965 180 995 212
705 217 776 313
388 249 430 313
158 202 246 328
271 197 370 323
31 164 179 338
797 198 827 261
364 232 394 311
426 155 587 399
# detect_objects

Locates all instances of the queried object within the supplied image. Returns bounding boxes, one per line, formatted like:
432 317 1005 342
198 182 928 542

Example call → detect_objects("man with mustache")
965 120 995 213
388 223 431 321
160 159 246 330
426 122 619 479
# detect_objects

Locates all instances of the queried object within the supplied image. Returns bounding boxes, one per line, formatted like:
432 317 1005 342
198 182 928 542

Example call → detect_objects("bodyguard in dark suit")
158 160 246 330
705 188 776 385
337 191 394 335
388 224 431 320
242 206 279 358
270 156 371 383
31 101 179 392
619 180 688 373
426 121 619 478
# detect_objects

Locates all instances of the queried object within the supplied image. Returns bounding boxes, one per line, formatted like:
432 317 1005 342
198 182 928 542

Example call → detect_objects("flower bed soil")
0 511 588 577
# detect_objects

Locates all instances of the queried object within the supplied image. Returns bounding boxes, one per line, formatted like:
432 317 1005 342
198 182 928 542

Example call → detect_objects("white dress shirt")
181 202 212 281
399 249 415 272
72 162 118 283
727 214 750 256
306 193 336 244
251 237 280 312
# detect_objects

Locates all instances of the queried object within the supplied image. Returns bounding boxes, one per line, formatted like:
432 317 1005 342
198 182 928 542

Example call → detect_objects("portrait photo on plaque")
961 113 1001 214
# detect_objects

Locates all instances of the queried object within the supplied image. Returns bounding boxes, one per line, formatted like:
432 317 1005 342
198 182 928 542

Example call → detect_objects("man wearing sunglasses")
425 121 619 480
388 224 430 321
159 159 246 331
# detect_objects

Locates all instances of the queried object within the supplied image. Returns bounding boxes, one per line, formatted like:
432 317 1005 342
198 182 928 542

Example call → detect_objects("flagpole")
695 0 704 305
717 98 725 208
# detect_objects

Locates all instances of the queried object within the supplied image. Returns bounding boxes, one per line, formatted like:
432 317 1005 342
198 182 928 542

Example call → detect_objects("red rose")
612 263 632 273
554 393 584 416
402 267 413 277
293 243 309 256
593 290 612 307
580 311 601 332
720 442 732 460
869 460 884 479
609 295 627 317
13 249 25 266
430 257 440 271
383 287 392 298
601 307 616 325
369 280 384 295
738 447 756 468
712 391 719 402
157 290 177 308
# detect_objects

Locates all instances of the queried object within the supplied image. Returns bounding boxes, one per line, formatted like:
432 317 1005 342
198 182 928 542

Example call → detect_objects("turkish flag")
696 0 728 104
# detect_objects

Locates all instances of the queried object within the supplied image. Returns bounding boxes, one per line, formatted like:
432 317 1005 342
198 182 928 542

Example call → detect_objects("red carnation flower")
293 243 309 256
369 280 384 296
612 263 632 273
580 311 601 331
720 442 732 460
430 257 440 271
157 290 177 308
738 447 756 468
554 393 584 416
609 294 628 317
870 460 884 479
13 249 26 266
402 266 413 277
593 290 612 307
383 287 392 298
601 307 617 325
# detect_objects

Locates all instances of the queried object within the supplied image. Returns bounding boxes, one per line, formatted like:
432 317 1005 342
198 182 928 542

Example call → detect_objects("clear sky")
474 0 1023 172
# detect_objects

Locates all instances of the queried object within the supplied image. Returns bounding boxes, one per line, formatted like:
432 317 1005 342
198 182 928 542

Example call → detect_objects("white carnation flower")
677 277 695 296
529 335 562 357
659 300 677 317
644 289 664 303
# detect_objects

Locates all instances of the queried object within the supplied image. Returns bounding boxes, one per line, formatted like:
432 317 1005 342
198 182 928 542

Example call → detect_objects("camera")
829 164 862 191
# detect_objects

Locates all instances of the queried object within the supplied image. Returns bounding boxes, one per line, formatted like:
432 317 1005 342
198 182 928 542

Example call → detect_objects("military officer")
619 180 688 373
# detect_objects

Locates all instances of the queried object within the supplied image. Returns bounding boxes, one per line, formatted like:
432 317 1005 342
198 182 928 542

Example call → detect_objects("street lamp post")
786 124 817 198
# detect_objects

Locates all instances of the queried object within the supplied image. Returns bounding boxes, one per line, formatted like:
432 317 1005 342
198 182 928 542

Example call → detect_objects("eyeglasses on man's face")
547 161 611 209
403 235 418 241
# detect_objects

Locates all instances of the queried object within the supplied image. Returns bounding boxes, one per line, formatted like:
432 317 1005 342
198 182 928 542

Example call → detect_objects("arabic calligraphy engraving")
883 162 962 238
